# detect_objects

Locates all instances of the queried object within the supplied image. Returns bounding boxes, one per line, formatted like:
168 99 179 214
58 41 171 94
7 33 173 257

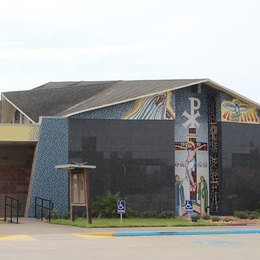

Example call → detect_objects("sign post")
185 200 193 224
117 200 126 225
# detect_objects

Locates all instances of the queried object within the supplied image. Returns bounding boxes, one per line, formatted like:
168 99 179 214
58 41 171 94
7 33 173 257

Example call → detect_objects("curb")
114 230 260 236
85 230 260 237
78 233 114 237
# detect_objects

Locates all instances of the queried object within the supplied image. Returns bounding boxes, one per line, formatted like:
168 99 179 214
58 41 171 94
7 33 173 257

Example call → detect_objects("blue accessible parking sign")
117 200 126 214
185 200 193 213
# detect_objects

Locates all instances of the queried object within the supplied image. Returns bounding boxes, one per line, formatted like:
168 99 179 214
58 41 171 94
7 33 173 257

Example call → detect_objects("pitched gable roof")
56 79 206 117
2 79 260 123
2 81 116 123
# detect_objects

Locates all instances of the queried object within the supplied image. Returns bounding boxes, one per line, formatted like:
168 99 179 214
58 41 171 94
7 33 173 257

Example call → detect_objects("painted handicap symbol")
117 201 126 214
186 202 192 209
118 202 124 210
185 200 193 212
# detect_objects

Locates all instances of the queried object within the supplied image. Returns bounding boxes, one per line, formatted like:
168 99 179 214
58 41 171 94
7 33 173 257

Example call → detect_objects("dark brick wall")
219 122 260 215
69 119 175 212
0 145 34 217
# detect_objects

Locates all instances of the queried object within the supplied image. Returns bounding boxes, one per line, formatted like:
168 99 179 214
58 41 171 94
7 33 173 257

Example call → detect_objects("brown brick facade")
0 145 35 217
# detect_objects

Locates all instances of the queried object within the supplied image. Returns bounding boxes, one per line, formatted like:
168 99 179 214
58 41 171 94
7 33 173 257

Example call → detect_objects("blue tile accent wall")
27 117 69 217
70 100 135 119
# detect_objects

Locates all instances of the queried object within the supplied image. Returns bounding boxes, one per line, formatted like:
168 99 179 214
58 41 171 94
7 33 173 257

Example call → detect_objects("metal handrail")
4 196 21 224
34 197 54 222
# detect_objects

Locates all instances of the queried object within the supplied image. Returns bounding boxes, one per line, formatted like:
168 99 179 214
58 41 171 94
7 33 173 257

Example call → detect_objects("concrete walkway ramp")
0 217 89 236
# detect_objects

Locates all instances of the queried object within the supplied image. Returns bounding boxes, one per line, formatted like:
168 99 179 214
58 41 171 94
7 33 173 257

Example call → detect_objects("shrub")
255 201 260 213
140 211 158 218
63 211 71 220
82 211 87 218
125 207 138 218
224 217 233 222
158 210 175 219
43 209 50 219
202 215 211 220
249 211 259 220
191 215 199 222
49 209 60 220
234 211 249 219
92 192 128 218
43 209 60 220
245 210 252 215
212 216 220 222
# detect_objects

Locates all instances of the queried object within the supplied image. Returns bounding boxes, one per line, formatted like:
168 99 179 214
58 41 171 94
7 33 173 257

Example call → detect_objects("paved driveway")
0 218 259 260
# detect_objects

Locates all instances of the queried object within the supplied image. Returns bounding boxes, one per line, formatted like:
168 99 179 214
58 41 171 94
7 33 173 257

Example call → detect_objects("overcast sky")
0 0 260 103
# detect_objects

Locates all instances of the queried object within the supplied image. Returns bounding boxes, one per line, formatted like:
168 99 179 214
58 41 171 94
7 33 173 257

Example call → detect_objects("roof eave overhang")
61 79 260 117
205 79 260 108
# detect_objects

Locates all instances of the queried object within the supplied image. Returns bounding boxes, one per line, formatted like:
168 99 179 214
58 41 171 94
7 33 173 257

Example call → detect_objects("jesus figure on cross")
175 141 206 190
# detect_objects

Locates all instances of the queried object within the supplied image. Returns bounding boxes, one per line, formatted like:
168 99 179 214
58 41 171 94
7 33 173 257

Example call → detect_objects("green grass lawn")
50 218 220 228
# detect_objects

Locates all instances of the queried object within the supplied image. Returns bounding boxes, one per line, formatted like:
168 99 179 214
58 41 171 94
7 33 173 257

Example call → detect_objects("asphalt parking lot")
0 218 259 260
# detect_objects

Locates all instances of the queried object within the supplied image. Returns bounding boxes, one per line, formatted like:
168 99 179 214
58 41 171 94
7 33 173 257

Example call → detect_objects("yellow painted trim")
0 124 40 142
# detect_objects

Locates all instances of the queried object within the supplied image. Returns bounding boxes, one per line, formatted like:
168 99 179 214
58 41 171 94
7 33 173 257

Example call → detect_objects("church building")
0 79 259 217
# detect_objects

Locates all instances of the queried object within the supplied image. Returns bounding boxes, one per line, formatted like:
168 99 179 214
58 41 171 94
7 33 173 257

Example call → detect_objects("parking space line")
0 235 36 241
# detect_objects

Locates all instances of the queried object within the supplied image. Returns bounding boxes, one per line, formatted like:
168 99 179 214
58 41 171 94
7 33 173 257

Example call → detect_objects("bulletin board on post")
55 164 96 224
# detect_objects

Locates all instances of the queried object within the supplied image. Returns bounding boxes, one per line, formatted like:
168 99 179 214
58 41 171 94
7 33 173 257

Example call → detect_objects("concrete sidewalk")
1 217 260 236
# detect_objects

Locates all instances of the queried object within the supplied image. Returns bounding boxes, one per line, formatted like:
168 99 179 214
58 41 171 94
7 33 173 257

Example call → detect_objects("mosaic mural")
174 90 209 216
123 92 175 120
71 92 175 120
221 98 259 124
